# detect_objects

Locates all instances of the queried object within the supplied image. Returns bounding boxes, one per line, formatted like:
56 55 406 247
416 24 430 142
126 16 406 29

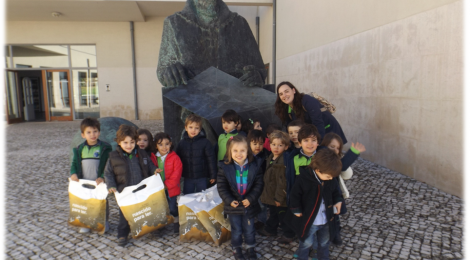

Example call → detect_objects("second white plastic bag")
115 175 174 239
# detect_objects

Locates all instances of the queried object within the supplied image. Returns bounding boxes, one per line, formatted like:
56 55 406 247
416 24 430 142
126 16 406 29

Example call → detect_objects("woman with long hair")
274 81 347 144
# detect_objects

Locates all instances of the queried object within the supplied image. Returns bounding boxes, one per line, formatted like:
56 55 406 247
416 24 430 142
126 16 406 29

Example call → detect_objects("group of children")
70 109 365 260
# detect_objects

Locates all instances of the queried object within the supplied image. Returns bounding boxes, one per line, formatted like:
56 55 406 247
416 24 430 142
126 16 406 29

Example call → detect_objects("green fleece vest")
293 154 312 176
217 132 238 161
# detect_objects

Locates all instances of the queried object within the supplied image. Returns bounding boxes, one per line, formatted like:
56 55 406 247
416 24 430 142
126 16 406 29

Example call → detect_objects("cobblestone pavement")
5 120 463 259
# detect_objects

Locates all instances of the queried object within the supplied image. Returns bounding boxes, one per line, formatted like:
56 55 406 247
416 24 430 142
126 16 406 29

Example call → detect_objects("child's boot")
105 221 110 233
257 228 276 237
332 233 343 245
117 237 128 247
173 216 179 234
246 248 257 260
278 235 296 244
233 247 246 260
254 221 264 230
173 222 180 234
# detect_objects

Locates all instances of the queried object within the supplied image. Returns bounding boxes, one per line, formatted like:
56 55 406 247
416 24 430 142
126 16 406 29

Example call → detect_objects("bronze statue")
157 0 266 88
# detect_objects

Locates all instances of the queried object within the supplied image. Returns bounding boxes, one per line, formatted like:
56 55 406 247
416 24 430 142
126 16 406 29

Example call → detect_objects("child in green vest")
216 109 245 161
70 117 112 234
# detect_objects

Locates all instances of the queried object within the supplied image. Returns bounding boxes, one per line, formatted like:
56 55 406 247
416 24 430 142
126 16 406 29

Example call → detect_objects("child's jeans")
298 223 329 260
167 195 178 218
183 177 207 194
117 208 130 238
257 200 267 224
229 214 256 249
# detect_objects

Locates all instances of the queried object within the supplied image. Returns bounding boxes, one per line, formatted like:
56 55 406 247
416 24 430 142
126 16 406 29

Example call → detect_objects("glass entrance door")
42 70 73 121
5 71 23 124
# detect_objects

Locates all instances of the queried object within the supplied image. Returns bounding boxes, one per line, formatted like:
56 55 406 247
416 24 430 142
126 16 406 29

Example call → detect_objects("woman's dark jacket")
285 94 347 144
176 130 217 180
104 146 155 192
216 160 264 219
284 166 343 241
341 148 360 171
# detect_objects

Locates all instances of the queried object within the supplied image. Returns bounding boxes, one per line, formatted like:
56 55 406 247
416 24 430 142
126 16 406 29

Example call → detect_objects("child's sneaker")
246 248 257 260
79 228 90 233
233 247 246 260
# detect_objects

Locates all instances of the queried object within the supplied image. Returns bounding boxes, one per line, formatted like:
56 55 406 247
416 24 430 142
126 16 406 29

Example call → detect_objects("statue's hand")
162 62 195 87
239 65 264 88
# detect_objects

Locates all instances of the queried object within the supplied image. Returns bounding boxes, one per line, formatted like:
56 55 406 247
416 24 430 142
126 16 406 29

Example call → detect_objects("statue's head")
193 0 218 18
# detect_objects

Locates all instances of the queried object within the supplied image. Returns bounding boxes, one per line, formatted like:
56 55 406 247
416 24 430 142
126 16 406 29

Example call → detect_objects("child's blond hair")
269 130 290 146
224 135 254 164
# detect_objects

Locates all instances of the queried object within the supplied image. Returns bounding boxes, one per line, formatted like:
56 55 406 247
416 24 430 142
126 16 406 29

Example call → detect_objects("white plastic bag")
179 185 230 246
68 179 108 234
115 175 174 239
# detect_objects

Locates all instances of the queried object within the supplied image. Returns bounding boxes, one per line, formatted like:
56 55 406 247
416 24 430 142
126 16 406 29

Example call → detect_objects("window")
11 45 69 68
4 44 100 120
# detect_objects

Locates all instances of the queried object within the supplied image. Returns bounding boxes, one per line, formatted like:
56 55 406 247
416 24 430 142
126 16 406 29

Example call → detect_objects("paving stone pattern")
6 121 463 259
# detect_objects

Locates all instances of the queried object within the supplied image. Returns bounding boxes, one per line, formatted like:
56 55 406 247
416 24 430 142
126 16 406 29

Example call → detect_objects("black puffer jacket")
216 160 264 219
104 146 152 192
176 130 217 179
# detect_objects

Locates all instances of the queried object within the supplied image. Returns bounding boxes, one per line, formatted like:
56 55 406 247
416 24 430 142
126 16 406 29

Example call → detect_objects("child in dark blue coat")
176 114 217 194
247 130 270 230
217 135 264 260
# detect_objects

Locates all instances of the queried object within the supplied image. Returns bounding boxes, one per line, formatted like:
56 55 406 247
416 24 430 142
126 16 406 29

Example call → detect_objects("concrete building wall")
273 1 463 197
134 17 165 120
274 0 460 61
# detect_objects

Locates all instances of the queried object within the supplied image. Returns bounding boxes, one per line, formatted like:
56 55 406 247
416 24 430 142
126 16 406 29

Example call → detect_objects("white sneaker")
79 228 91 233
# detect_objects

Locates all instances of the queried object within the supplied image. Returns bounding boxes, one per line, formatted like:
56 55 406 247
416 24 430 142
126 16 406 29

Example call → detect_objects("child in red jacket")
154 132 183 233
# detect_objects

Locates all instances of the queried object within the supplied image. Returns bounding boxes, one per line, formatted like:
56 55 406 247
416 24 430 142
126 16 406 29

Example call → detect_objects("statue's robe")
157 0 266 87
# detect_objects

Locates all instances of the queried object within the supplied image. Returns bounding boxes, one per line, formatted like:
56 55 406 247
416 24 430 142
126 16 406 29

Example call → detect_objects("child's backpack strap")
307 92 336 114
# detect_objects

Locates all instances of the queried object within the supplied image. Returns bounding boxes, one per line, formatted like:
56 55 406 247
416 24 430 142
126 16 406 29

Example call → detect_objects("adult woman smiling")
275 81 347 144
